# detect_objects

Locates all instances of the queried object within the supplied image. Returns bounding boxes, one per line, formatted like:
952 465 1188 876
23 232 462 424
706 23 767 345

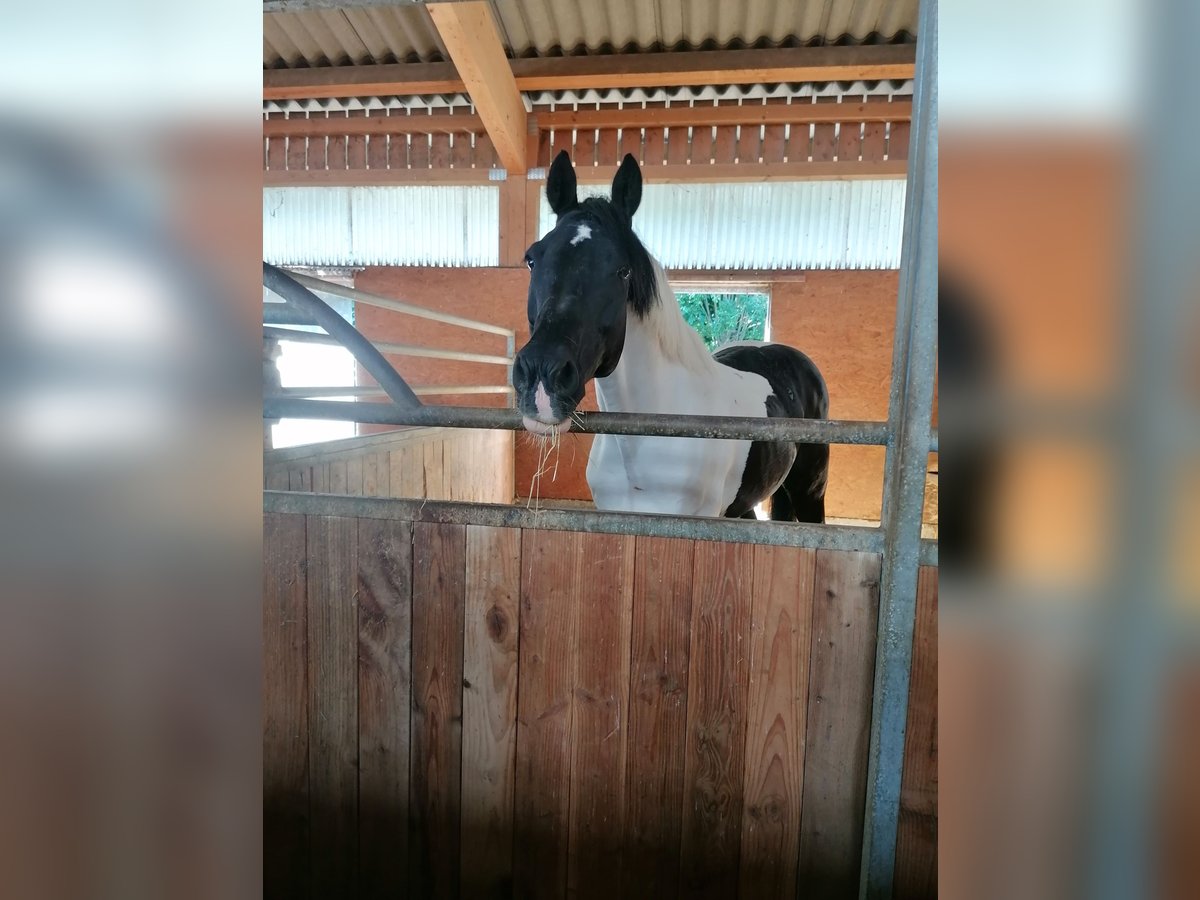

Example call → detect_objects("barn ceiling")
264 0 917 69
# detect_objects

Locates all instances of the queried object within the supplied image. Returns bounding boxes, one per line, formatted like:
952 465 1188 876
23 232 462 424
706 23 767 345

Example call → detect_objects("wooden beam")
568 160 907 184
264 168 498 187
511 44 915 91
536 100 910 130
263 45 917 102
264 63 464 101
427 1 527 174
263 111 485 137
668 269 809 285
263 159 905 187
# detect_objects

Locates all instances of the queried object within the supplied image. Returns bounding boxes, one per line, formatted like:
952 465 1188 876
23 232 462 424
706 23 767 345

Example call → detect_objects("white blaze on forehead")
570 223 592 245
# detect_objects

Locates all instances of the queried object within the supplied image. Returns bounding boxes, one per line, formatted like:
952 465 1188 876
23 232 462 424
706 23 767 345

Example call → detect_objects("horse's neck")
594 257 720 414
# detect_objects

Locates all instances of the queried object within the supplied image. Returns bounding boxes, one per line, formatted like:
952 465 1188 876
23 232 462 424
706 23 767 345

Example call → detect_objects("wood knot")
485 605 509 642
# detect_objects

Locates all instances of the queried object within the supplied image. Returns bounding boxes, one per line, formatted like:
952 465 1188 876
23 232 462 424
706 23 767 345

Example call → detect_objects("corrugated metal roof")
265 0 916 68
538 179 907 270
263 185 500 267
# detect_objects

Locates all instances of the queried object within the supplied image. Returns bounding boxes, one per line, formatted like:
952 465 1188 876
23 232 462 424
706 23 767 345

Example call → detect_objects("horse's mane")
574 197 716 374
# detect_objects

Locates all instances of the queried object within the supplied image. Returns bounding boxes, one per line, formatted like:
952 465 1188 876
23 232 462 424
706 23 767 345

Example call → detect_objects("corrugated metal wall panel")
537 180 906 270
263 186 500 267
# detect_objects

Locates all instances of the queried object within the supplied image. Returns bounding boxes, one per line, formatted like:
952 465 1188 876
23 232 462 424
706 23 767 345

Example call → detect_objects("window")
675 289 771 350
266 273 358 449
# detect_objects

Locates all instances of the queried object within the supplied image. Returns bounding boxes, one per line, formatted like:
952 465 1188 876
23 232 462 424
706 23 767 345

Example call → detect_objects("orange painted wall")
353 266 904 520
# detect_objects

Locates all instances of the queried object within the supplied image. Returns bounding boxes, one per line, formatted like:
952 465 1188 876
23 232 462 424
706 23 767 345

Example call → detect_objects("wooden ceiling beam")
426 1 527 173
263 45 916 101
535 100 911 130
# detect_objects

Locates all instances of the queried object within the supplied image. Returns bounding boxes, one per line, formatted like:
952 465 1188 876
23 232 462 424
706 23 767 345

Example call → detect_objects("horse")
512 151 829 522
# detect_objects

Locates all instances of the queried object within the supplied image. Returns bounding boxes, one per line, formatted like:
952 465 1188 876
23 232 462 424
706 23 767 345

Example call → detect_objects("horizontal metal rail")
285 270 516 339
263 326 513 366
263 397 893 445
263 491 938 566
270 385 515 398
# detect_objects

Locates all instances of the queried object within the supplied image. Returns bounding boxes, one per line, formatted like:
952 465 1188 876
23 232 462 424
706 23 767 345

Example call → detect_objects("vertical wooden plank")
410 522 467 900
797 550 881 899
329 459 348 495
619 126 642 162
624 536 695 895
367 133 387 169
346 455 364 496
596 127 620 165
737 107 763 163
761 99 788 163
533 130 549 168
893 567 938 900
738 546 815 899
679 541 755 897
347 110 367 169
514 529 580 899
264 512 308 900
286 135 307 171
574 123 596 167
306 515 359 896
837 98 864 161
524 177 542 254
499 175 527 267
861 122 887 162
690 123 714 165
391 443 424 499
387 132 408 169
327 134 348 171
374 450 392 497
713 124 738 164
461 526 522 898
451 132 473 168
423 438 445 500
410 132 430 169
567 534 635 898
666 125 690 165
430 132 452 169
289 466 308 492
357 518 413 899
311 463 329 494
549 127 573 163
361 452 379 497
643 102 666 166
812 97 838 162
888 121 911 161
267 134 286 171
265 465 289 491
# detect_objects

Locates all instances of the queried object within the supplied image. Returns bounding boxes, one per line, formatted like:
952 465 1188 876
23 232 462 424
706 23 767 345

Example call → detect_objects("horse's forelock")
568 197 657 318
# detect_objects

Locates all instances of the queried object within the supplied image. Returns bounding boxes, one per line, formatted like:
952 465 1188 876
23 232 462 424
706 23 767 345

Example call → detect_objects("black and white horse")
512 152 829 522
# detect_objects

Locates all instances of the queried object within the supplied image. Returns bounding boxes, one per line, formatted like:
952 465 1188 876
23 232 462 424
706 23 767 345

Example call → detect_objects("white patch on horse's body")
570 223 592 245
588 256 772 516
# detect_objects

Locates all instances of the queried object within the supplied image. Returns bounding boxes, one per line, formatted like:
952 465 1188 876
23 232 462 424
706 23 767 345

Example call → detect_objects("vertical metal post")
859 0 938 896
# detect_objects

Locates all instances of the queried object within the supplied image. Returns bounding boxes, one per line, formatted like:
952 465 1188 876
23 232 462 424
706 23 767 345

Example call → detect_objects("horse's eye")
618 266 631 280
525 255 534 270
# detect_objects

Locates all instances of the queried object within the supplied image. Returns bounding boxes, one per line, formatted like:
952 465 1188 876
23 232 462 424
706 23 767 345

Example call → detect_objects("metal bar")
263 303 319 327
270 385 514 398
859 0 939 896
263 263 422 409
263 326 513 366
286 270 515 339
262 397 893 445
263 491 939 565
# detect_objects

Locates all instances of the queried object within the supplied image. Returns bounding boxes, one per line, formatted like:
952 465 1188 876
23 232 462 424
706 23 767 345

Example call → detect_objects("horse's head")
513 151 655 435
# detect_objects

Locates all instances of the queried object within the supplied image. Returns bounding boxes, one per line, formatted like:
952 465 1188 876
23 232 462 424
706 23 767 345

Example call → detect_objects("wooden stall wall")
264 427 514 505
263 508 938 899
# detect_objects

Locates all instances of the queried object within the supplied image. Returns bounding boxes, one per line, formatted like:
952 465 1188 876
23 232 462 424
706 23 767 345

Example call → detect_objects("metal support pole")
263 263 422 408
859 0 938 895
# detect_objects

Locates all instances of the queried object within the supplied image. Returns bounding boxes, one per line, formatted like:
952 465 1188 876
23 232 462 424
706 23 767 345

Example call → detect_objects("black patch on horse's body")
714 343 830 523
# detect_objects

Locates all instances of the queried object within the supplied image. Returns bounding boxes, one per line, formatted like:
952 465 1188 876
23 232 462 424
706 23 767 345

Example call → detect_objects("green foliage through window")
676 292 769 351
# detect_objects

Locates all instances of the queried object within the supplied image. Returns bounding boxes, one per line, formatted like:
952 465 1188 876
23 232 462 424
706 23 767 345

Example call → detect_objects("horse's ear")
546 151 578 215
611 153 642 219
